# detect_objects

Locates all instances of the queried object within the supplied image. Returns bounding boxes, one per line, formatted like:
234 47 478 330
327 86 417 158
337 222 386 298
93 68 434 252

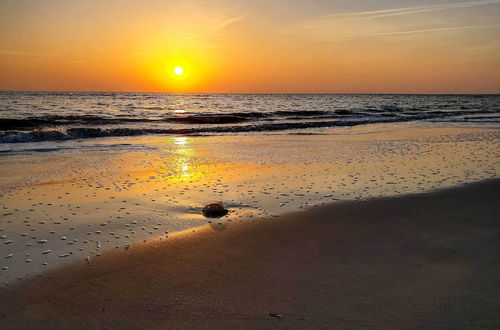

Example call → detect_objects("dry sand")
0 179 499 329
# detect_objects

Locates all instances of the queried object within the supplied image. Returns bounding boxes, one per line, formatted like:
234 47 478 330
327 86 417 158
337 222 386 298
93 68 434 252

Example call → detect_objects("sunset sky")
1 0 499 93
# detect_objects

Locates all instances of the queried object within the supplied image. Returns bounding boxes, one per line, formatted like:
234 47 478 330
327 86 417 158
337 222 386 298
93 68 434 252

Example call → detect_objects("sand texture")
0 179 499 329
1 125 498 283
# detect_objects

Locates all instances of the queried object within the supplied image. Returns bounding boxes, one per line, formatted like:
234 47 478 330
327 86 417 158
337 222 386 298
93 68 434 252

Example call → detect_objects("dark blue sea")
1 92 499 143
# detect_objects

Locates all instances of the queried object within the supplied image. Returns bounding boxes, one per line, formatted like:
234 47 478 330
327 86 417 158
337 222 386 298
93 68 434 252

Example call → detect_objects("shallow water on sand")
0 123 498 284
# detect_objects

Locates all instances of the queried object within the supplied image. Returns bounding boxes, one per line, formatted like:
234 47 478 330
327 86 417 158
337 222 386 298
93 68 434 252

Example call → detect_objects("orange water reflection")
157 136 203 182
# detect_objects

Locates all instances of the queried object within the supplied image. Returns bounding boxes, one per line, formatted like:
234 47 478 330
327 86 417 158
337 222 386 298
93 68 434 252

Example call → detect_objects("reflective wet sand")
1 179 499 329
0 123 498 283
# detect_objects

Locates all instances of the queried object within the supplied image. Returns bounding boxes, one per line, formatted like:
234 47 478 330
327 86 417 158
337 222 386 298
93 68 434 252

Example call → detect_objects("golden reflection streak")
174 137 188 146
156 136 203 182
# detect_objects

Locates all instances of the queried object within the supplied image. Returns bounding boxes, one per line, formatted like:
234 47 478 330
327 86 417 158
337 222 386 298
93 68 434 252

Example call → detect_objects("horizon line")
0 90 499 96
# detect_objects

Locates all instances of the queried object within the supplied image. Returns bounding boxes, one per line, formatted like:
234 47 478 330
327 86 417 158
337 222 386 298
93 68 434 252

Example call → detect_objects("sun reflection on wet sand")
156 136 204 182
0 124 498 284
173 136 188 146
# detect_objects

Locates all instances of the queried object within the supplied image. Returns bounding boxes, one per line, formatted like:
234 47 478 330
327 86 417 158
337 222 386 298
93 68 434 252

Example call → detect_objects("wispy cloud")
1 49 92 66
64 59 88 64
321 0 500 21
130 14 242 55
0 49 55 57
362 23 500 37
285 0 500 42
0 50 89 64
212 15 245 32
170 15 245 41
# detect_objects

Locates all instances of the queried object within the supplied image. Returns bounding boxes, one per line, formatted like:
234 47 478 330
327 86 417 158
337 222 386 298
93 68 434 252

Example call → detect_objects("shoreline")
1 179 499 329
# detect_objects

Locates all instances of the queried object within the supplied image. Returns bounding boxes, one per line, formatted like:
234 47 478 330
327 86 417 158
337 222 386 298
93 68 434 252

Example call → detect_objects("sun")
164 60 192 84
173 66 184 76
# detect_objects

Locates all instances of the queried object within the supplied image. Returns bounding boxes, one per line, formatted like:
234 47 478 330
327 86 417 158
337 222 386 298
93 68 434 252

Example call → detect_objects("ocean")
1 93 499 147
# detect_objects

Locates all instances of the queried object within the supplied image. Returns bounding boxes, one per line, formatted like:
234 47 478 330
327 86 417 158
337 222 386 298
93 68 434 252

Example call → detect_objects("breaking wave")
0 116 462 142
1 93 499 143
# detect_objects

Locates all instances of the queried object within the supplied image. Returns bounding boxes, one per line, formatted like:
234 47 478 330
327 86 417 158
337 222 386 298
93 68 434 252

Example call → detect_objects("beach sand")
2 124 498 283
0 179 498 329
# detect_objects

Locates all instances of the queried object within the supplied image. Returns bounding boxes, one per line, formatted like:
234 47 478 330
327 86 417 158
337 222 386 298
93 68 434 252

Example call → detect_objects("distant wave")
1 116 499 143
1 92 499 143
0 110 357 130
0 117 451 143
1 108 497 131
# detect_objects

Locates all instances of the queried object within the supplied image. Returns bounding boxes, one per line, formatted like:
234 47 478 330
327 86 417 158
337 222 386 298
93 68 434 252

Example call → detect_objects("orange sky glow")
1 0 499 93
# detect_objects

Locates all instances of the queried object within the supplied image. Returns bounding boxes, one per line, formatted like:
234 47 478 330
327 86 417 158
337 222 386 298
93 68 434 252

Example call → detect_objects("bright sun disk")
173 66 184 76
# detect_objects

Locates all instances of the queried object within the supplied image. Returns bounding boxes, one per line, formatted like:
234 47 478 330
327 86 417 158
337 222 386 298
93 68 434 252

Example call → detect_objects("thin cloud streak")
312 23 500 42
320 0 500 21
285 1 500 43
213 15 245 31
363 23 500 37
170 15 244 41
0 49 55 57
64 59 88 64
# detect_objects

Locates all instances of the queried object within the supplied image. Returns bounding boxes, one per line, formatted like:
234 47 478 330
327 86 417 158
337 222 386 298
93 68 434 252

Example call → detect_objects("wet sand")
1 124 498 283
0 179 499 329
